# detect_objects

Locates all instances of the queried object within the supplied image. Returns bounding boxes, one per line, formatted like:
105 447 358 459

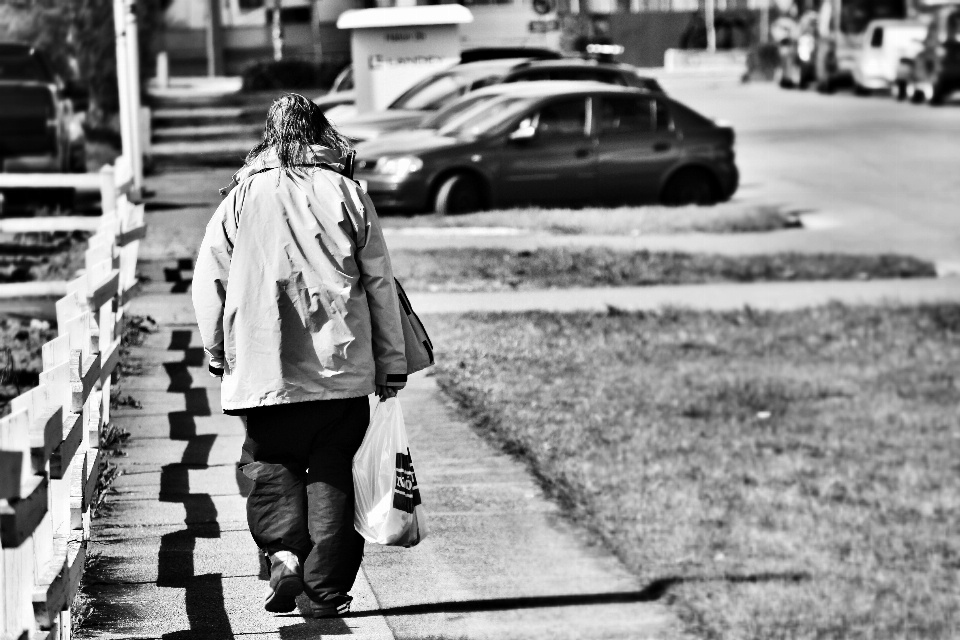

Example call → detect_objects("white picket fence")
0 157 145 640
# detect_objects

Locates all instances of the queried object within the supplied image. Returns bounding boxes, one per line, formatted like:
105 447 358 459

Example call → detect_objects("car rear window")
0 84 54 117
0 54 52 82
664 99 713 132
598 96 653 134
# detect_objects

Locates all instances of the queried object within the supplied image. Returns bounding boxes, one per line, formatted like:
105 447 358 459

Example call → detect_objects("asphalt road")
661 77 960 261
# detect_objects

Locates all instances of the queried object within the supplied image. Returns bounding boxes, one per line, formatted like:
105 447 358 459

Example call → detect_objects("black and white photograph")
1 0 958 637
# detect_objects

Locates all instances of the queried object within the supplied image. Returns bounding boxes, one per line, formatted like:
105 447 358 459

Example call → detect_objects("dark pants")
237 396 369 603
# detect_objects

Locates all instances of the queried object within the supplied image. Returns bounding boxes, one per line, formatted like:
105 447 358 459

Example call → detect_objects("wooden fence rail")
0 155 145 640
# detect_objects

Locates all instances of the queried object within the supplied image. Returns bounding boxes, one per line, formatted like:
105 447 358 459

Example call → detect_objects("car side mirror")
509 124 537 142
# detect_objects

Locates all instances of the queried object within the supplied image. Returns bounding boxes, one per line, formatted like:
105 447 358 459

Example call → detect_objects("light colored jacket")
191 146 406 411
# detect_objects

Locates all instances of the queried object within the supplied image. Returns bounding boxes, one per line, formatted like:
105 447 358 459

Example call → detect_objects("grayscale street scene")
1 0 959 638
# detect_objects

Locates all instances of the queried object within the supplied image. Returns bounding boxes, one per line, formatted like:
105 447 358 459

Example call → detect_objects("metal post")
760 0 770 44
124 0 144 194
156 51 169 89
207 0 225 76
112 0 132 164
272 0 284 62
705 0 716 52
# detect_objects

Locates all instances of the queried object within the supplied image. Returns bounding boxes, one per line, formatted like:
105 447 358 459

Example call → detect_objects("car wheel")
909 84 926 104
661 168 718 207
853 83 871 97
816 77 835 94
434 173 484 216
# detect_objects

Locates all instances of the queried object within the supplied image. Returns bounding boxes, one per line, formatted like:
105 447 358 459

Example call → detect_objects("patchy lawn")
0 231 88 284
0 318 57 417
429 305 960 639
391 248 935 292
381 203 799 235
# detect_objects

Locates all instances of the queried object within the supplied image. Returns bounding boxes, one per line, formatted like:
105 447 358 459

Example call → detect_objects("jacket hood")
220 145 347 196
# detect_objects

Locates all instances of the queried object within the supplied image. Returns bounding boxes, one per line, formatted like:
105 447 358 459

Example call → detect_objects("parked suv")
0 42 85 173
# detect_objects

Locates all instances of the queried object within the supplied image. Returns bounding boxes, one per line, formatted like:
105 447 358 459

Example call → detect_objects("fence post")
99 165 117 215
112 0 133 174
124 0 144 196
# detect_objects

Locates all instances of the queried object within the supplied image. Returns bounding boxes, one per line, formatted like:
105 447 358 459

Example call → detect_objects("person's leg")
302 396 370 606
239 404 319 612
238 406 314 557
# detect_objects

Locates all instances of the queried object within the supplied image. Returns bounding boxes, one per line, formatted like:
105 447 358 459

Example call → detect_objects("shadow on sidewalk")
334 571 810 619
158 329 235 640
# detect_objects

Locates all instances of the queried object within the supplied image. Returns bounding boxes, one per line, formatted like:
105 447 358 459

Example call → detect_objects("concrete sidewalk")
79 289 678 639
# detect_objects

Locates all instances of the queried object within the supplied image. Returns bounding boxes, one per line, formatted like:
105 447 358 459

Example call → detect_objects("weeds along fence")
0 156 145 640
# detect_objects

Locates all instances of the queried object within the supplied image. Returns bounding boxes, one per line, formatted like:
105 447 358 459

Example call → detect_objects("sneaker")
304 594 353 618
263 550 303 613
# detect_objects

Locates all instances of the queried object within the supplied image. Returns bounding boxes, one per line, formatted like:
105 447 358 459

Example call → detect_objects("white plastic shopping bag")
353 397 427 547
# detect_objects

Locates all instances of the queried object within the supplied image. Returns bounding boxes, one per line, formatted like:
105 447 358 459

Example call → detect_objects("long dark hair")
245 93 351 170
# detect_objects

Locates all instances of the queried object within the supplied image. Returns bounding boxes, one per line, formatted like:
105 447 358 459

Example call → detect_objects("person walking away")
191 94 407 618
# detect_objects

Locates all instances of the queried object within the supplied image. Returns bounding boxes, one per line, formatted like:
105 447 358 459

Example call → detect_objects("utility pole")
760 0 770 44
705 0 716 52
207 0 225 76
272 0 283 61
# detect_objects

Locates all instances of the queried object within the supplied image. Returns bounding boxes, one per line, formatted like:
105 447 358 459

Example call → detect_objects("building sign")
339 6 473 113
528 19 560 33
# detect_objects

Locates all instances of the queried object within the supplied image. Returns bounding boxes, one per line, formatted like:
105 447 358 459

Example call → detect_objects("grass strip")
382 203 799 235
391 248 935 292
429 305 960 639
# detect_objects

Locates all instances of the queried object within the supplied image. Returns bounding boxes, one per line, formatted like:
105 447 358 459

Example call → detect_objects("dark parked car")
501 58 665 94
907 5 960 104
0 42 85 173
353 82 737 214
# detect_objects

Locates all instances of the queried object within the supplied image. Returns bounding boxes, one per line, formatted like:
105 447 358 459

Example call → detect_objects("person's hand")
376 385 398 401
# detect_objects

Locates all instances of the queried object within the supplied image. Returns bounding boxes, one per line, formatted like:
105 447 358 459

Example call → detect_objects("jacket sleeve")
353 185 407 387
191 193 238 377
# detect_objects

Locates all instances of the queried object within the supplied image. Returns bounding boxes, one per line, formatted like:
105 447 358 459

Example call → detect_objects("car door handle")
653 142 672 152
575 148 591 158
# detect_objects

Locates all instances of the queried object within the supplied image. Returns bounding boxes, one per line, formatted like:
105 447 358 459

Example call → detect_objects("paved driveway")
662 78 960 261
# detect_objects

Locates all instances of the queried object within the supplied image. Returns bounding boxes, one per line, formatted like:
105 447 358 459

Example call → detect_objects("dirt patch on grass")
429 305 960 638
391 248 935 292
382 203 799 235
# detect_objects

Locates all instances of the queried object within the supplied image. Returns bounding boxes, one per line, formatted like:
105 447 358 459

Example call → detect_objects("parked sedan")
501 58 664 94
353 82 737 214
314 48 563 114
330 59 526 141
334 58 665 143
